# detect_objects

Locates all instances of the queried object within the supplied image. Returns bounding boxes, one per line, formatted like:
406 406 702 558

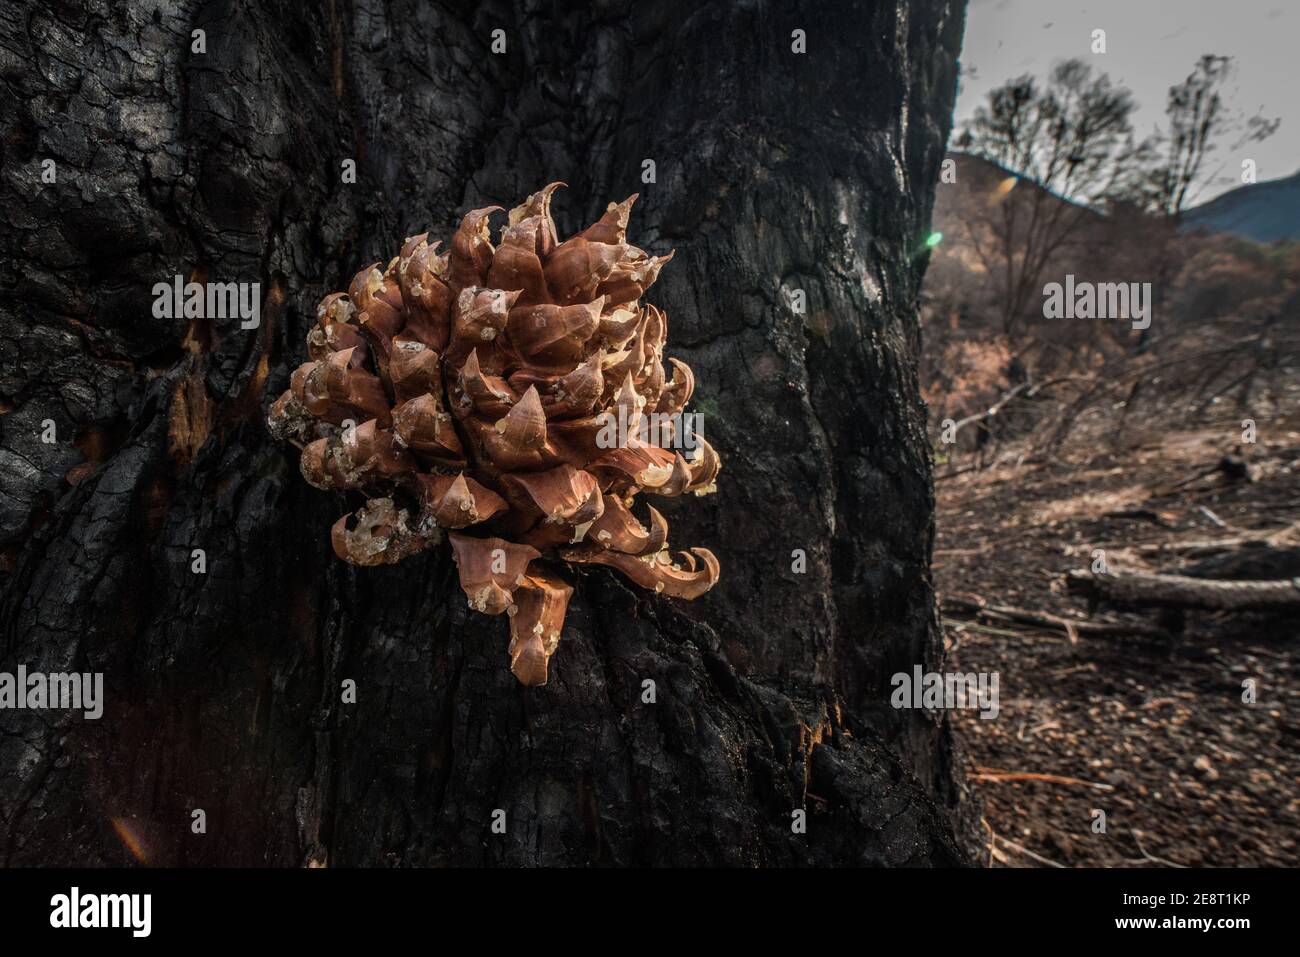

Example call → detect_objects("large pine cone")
268 184 720 685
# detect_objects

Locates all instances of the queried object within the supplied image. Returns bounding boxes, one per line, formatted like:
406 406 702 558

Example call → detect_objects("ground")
937 404 1300 867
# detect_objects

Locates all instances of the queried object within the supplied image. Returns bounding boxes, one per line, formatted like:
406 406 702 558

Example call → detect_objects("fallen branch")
970 767 1115 792
1066 569 1300 612
1129 830 1187 869
990 833 1067 869
935 378 1075 480
941 617 1026 640
1128 521 1299 556
941 596 1167 640
980 817 1068 869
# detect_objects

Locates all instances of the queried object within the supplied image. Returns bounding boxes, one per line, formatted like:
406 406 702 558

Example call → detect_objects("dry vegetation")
937 406 1300 867
925 155 1300 868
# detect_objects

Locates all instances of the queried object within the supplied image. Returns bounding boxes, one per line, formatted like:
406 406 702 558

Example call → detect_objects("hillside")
1184 170 1300 243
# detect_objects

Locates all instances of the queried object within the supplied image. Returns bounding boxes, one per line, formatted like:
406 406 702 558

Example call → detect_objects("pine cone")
269 184 721 685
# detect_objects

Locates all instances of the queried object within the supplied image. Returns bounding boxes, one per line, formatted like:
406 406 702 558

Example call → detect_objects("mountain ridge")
1183 169 1300 243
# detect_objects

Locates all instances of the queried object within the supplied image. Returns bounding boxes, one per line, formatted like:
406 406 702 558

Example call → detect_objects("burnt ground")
936 408 1300 867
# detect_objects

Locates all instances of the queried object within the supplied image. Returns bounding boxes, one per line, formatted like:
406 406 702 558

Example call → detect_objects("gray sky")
956 0 1298 202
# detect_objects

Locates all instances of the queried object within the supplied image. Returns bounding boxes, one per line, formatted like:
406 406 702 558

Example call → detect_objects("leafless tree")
1130 55 1280 223
954 59 1140 339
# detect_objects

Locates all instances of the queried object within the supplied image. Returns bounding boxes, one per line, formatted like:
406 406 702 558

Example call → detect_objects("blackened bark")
0 0 970 865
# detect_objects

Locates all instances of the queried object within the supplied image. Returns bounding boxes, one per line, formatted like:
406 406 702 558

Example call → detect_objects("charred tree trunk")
1 0 970 866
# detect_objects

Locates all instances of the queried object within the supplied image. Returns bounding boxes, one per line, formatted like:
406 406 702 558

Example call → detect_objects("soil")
936 408 1300 867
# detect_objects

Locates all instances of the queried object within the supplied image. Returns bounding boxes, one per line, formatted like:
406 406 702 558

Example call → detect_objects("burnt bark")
1 0 970 865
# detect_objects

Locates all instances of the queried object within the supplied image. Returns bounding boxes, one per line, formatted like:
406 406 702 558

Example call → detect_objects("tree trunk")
1 0 970 866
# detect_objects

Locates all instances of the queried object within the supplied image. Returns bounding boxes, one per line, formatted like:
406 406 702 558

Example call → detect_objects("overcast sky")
955 0 1298 202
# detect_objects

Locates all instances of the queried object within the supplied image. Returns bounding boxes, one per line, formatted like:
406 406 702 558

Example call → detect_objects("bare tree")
954 60 1140 339
1121 54 1280 355
1131 55 1280 222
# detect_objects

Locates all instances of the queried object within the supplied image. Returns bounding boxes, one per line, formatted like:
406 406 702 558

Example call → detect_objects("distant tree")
954 59 1141 339
1130 55 1280 222
1118 54 1280 354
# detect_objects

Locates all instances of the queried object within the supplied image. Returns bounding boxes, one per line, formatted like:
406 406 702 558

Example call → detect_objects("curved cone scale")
308 293 365 362
317 291 357 327
269 186 721 685
597 250 673 307
644 452 693 498
580 194 637 245
316 349 392 425
458 348 518 418
400 240 453 350
601 314 649 386
418 473 507 528
332 498 431 567
507 182 563 257
353 265 405 385
638 357 665 408
290 362 316 403
686 436 721 493
300 420 414 490
504 348 604 420
589 441 676 490
596 306 641 348
545 350 605 419
614 372 644 436
586 494 667 555
447 286 518 366
501 464 604 526
496 386 547 452
392 394 465 465
506 299 602 371
346 419 415 481
470 417 566 474
449 207 502 291
488 219 551 306
347 263 384 310
656 357 695 414
564 546 720 600
298 437 337 490
543 414 608 467
507 570 572 686
389 337 442 403
544 238 627 304
399 232 429 263
448 534 541 615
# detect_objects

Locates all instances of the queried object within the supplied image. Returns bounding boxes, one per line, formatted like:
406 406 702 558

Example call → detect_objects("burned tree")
0 0 970 865
953 60 1140 338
